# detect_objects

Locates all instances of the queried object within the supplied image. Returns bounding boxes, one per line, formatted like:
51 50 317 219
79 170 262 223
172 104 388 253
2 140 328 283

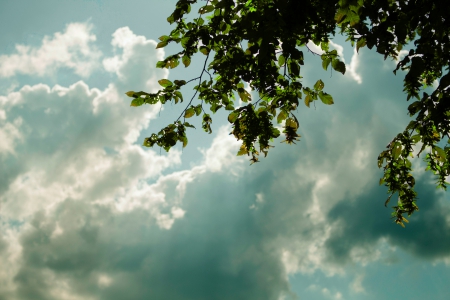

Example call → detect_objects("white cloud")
350 273 366 294
250 192 264 210
0 22 101 78
329 41 362 84
322 288 343 300
347 48 362 84
396 49 409 63
0 24 181 227
201 126 242 173
307 40 362 84
306 41 324 55
0 117 22 155
307 285 343 300
329 41 344 59
103 26 168 92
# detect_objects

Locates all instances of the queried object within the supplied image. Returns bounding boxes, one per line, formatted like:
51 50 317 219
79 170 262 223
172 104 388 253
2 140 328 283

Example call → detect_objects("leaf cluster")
126 0 450 226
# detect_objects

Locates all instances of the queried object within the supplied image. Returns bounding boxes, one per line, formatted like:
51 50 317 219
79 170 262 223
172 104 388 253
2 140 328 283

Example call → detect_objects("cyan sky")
0 1 449 299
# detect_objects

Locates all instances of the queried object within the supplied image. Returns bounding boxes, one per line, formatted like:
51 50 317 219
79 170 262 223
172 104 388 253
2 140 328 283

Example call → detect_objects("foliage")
126 0 450 226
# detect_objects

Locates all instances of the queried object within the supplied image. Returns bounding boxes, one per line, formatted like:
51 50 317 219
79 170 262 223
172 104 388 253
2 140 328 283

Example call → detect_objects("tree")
125 0 450 226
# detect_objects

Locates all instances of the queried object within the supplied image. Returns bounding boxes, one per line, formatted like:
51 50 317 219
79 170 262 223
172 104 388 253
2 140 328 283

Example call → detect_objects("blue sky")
0 1 449 299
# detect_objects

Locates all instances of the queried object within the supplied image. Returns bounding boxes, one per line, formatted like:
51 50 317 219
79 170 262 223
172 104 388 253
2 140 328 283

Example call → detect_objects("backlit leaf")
158 79 173 87
237 144 248 156
392 143 402 160
156 41 168 49
199 46 210 55
356 37 366 52
125 91 135 97
184 107 195 118
277 110 288 123
318 91 334 105
228 112 238 123
278 54 285 66
314 79 324 91
322 57 331 70
304 94 312 107
182 55 191 67
130 98 144 107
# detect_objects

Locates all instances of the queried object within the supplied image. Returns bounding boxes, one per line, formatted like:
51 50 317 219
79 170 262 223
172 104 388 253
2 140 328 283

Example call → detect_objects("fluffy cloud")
307 40 362 84
0 25 185 297
0 23 101 78
103 26 168 91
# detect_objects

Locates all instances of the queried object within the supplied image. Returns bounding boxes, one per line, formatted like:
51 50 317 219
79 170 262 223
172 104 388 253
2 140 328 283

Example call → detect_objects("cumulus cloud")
103 26 168 92
0 24 186 295
0 22 101 78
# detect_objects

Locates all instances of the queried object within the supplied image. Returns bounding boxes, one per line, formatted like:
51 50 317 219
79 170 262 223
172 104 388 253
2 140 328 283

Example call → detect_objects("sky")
0 1 449 299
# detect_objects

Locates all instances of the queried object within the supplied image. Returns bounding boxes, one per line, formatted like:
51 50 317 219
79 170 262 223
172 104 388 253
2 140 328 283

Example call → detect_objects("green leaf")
168 59 179 69
199 46 210 55
125 91 135 97
433 146 446 162
182 136 188 147
196 17 205 26
335 9 347 24
158 35 170 42
318 91 334 105
272 127 281 138
356 37 366 52
184 122 195 128
156 41 168 49
345 11 360 26
182 55 191 67
320 42 329 52
130 98 144 107
408 101 422 116
238 89 251 102
194 105 202 116
181 37 190 48
174 80 187 86
285 117 297 129
304 94 312 107
278 54 285 66
156 61 166 68
199 5 214 14
277 110 288 123
158 79 173 87
228 111 238 123
173 91 183 103
411 134 421 143
237 144 248 156
392 142 402 160
322 57 331 70
202 113 212 133
184 107 195 118
332 59 346 74
314 79 324 91
288 60 300 76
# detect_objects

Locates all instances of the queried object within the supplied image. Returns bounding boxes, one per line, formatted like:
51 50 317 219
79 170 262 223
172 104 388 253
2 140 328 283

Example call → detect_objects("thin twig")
175 53 211 122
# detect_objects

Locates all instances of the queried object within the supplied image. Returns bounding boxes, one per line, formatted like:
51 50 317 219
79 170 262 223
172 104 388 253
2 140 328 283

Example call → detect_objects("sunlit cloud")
0 22 101 78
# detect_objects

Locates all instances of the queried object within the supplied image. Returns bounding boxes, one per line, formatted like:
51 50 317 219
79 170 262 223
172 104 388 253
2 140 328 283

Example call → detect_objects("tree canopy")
125 0 450 226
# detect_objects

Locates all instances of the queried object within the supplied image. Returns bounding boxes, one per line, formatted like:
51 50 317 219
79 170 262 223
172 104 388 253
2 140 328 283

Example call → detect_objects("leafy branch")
126 0 450 226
